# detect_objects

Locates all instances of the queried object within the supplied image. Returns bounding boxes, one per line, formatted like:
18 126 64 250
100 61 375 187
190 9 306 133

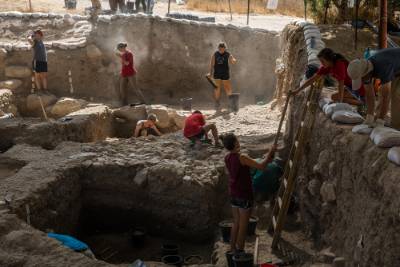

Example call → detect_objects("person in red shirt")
183 110 221 147
291 48 365 106
116 42 146 105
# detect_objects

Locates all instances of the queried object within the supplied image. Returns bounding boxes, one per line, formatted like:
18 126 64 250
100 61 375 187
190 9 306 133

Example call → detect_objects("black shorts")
189 129 205 141
230 197 253 210
32 60 48 73
213 73 230 81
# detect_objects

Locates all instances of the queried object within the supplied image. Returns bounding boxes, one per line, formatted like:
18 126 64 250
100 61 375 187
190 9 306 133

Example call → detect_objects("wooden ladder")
269 79 324 250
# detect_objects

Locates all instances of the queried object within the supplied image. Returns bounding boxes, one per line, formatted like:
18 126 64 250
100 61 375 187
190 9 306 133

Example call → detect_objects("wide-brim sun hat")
347 58 373 90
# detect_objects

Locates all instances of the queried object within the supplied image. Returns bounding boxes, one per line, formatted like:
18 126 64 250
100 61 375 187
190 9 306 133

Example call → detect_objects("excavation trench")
17 150 228 265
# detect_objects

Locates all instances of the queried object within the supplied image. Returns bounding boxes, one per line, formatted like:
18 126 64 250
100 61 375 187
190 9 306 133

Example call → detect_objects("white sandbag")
388 147 400 165
373 128 400 148
324 103 353 118
370 126 397 142
352 124 373 135
319 97 332 109
332 110 364 124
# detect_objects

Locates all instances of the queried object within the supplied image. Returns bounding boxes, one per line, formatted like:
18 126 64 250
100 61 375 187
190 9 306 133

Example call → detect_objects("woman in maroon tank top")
222 133 276 254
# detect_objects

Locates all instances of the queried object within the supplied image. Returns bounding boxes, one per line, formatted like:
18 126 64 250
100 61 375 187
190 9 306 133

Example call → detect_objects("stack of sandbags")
370 126 400 148
388 147 400 165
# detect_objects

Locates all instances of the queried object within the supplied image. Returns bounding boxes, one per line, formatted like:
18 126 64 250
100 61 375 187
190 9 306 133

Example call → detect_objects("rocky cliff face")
280 23 400 266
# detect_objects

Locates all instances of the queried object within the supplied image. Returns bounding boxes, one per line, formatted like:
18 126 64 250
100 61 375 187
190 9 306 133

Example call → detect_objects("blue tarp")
47 233 89 252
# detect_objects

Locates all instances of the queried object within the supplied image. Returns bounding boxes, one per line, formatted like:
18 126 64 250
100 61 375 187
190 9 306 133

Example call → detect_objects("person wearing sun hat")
347 48 400 129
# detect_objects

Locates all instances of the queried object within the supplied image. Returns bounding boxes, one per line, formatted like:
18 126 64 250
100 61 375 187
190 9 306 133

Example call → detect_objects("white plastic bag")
370 126 397 142
388 147 400 165
373 128 400 148
319 97 332 110
352 124 373 135
324 103 353 118
331 110 364 124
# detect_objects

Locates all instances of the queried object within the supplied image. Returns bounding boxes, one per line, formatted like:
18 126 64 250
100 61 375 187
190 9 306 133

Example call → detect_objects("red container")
260 264 277 267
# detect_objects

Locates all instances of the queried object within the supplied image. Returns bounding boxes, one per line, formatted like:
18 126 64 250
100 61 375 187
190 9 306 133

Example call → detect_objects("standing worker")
115 42 146 106
109 0 126 13
207 42 237 113
135 0 147 12
28 29 48 94
221 133 276 255
347 48 400 129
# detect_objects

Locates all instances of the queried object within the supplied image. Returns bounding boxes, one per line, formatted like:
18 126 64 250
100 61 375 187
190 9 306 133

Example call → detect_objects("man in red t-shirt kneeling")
116 43 146 106
183 110 222 148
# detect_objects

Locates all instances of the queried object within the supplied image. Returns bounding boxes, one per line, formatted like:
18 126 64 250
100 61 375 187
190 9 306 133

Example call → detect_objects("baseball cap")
347 59 373 90
117 42 127 49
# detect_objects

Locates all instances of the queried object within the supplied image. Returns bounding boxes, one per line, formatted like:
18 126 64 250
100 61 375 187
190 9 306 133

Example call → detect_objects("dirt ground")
0 0 299 31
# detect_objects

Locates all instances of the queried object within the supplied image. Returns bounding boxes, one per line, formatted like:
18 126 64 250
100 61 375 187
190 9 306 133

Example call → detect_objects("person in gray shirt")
28 29 48 93
348 48 400 129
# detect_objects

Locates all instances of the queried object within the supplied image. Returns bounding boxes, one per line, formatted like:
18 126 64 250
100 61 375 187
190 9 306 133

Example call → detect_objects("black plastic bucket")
219 220 233 243
126 1 135 12
229 93 240 112
162 255 183 267
226 251 235 267
233 253 254 267
180 98 192 111
247 216 259 236
130 227 146 248
162 244 179 256
65 0 77 9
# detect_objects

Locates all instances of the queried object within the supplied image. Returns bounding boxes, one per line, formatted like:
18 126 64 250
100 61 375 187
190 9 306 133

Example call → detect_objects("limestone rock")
147 105 170 129
134 168 148 186
333 257 345 267
26 93 57 114
0 89 17 115
0 79 23 90
308 178 321 197
169 110 187 129
320 181 336 202
5 66 31 78
113 105 147 122
50 97 87 118
0 48 7 59
86 44 103 59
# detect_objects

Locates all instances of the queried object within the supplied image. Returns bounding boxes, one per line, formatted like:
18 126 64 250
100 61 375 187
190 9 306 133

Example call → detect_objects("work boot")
215 101 221 113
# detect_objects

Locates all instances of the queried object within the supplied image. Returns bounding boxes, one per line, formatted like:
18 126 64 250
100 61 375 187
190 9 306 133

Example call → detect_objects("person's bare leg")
34 72 42 91
236 208 251 251
223 80 232 96
203 124 220 146
365 85 376 117
378 83 391 120
214 80 222 111
41 73 48 90
230 207 239 252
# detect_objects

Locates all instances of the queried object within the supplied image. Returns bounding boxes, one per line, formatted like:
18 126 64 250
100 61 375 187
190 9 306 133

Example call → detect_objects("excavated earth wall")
0 135 228 266
279 23 400 266
0 12 280 104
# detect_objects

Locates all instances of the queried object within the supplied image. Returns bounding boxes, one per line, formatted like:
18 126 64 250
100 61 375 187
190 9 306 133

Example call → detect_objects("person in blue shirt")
348 48 400 129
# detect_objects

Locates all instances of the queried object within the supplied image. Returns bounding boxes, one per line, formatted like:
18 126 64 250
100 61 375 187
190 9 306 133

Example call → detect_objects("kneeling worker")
134 114 162 137
347 48 400 128
183 110 221 147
